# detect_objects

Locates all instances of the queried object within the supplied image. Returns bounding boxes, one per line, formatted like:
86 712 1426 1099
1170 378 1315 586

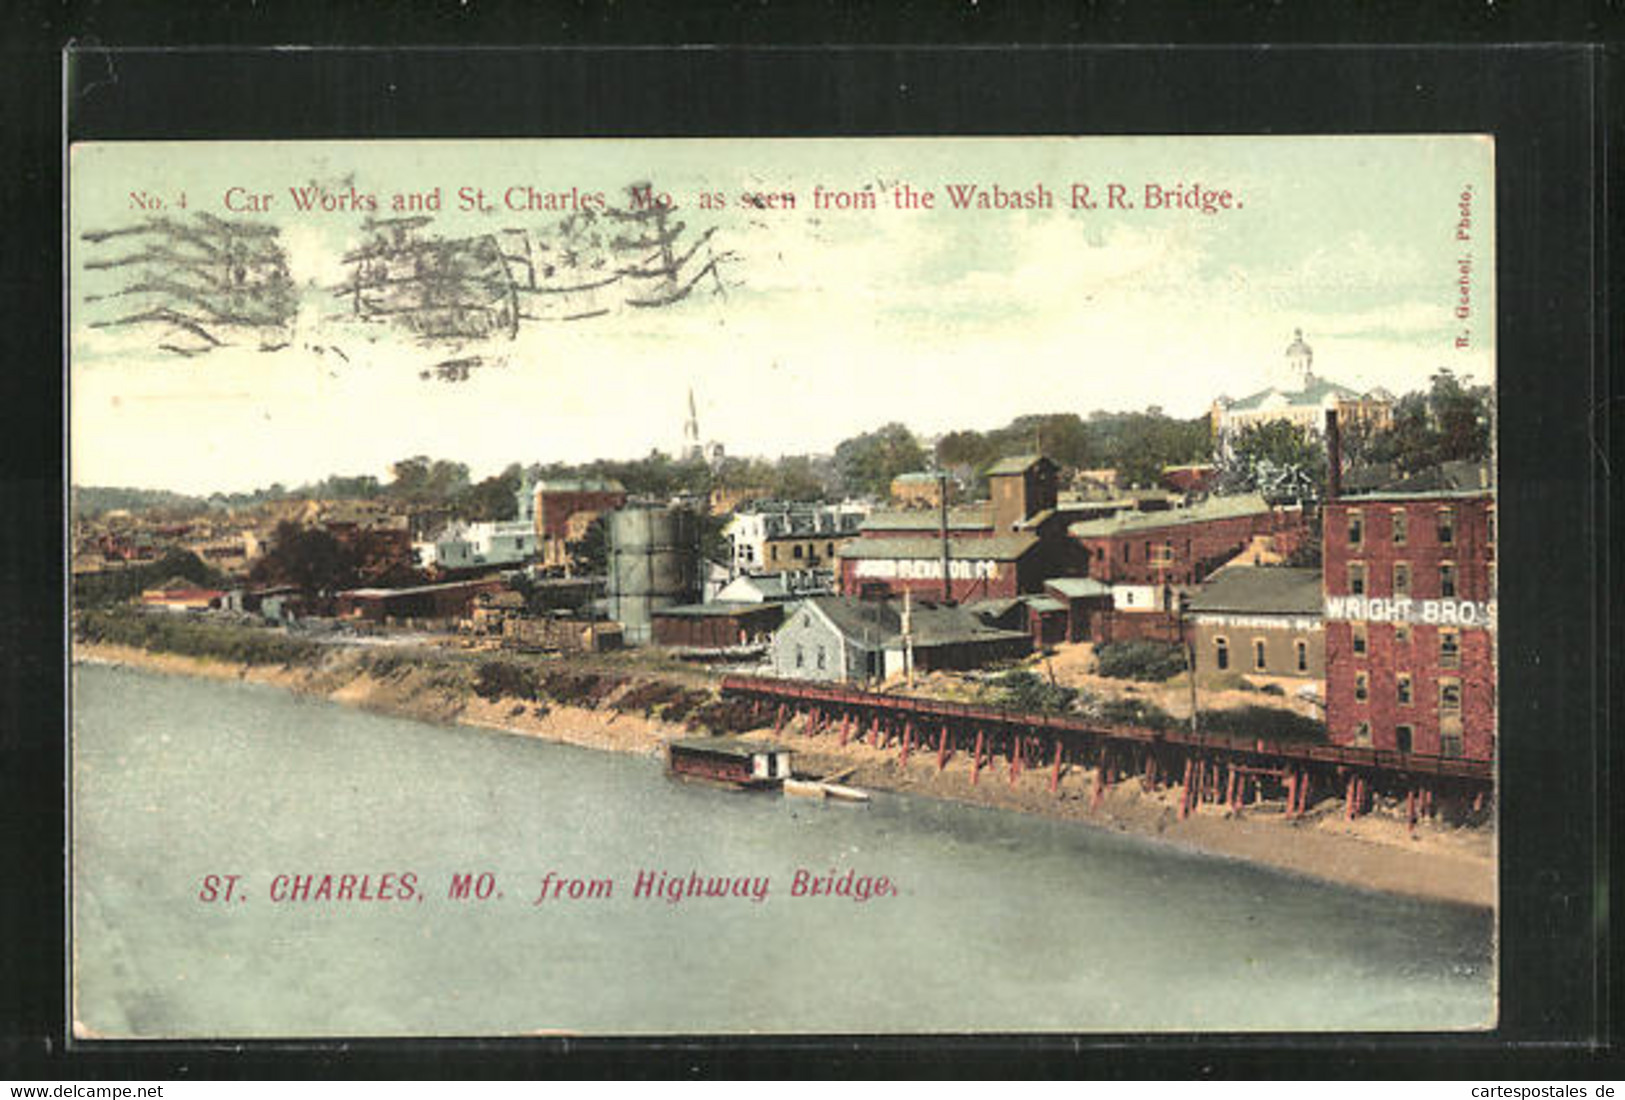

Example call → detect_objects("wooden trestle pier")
719 675 1492 827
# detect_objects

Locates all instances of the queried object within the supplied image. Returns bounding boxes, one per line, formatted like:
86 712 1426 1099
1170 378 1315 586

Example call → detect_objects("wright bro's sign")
1323 596 1497 629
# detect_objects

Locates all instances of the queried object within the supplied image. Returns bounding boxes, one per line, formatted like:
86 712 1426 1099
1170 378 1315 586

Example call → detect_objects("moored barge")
667 737 793 790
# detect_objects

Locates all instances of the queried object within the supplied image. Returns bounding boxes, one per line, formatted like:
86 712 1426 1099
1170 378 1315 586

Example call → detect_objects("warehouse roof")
837 534 1039 562
800 596 1030 649
1045 577 1113 599
986 454 1049 476
860 507 992 532
1338 460 1494 498
653 601 781 619
1187 566 1324 616
1068 493 1276 539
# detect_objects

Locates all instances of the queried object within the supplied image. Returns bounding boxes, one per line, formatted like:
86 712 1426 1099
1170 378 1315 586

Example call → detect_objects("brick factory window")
1440 628 1460 668
1438 507 1455 545
1254 638 1267 672
1391 509 1408 545
1487 506 1495 545
1440 562 1457 598
1440 731 1463 758
1393 561 1411 597
826 542 835 556
1398 673 1413 705
1214 636 1229 671
1349 562 1367 595
1352 623 1368 656
1488 563 1496 595
1396 724 1413 753
1353 722 1372 747
1347 510 1363 546
1123 544 1130 563
793 545 804 559
1395 623 1412 645
771 546 779 562
1296 639 1308 673
1439 678 1462 714
1355 671 1369 702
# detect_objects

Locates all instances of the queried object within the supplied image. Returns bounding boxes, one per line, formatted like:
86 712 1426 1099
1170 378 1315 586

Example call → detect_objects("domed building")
1210 329 1394 456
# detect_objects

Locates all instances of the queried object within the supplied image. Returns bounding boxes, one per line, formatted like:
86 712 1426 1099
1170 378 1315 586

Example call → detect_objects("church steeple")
682 386 702 460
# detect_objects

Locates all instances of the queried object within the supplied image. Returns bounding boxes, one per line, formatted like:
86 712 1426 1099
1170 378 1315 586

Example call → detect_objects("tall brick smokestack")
1324 409 1342 500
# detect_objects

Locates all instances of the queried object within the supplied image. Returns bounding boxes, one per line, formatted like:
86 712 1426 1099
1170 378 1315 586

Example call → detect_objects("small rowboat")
782 777 871 803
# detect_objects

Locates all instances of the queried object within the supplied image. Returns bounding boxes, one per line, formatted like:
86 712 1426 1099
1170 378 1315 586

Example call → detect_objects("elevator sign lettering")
1323 595 1496 629
854 559 997 581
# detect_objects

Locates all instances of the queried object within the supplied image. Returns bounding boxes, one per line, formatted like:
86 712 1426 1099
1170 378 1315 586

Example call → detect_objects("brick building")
1322 485 1496 760
651 601 785 650
838 455 1084 601
839 534 1055 602
890 471 954 510
1068 493 1307 588
533 479 627 571
335 577 509 624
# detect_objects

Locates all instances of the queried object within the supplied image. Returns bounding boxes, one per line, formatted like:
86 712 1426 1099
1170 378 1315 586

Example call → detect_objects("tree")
1344 368 1493 477
834 423 928 497
566 516 608 576
250 521 360 598
1111 412 1212 489
770 454 830 500
456 463 523 522
1428 368 1492 464
387 456 470 504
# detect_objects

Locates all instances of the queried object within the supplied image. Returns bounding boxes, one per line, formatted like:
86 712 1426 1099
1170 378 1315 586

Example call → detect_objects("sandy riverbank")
74 642 1494 910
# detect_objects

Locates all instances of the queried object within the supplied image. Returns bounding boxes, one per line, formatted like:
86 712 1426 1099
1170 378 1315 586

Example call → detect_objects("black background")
2 7 1619 1082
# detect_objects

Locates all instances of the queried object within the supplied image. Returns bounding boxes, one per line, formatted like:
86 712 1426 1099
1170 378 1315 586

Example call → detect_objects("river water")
71 663 1494 1037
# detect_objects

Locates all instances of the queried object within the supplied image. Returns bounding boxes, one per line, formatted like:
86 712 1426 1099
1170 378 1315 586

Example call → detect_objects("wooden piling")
838 713 851 747
900 719 913 766
971 730 984 785
937 725 950 771
1050 740 1064 794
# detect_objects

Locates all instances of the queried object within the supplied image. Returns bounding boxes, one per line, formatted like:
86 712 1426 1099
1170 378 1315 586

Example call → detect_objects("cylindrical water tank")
607 505 698 644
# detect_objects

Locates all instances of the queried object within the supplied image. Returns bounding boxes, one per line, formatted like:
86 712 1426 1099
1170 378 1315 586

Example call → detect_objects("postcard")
69 136 1496 1037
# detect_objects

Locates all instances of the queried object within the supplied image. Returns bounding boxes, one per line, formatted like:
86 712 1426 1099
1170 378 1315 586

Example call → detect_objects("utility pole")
1182 594 1199 734
902 586 915 689
938 469 952 603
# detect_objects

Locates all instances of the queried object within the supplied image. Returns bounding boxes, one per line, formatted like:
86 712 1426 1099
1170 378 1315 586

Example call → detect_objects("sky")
69 137 1495 495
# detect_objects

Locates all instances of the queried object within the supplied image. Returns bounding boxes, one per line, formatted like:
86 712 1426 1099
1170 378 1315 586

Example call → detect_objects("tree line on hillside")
76 370 1492 522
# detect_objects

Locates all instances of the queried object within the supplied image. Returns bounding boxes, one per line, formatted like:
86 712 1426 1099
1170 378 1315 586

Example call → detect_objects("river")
71 663 1494 1036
